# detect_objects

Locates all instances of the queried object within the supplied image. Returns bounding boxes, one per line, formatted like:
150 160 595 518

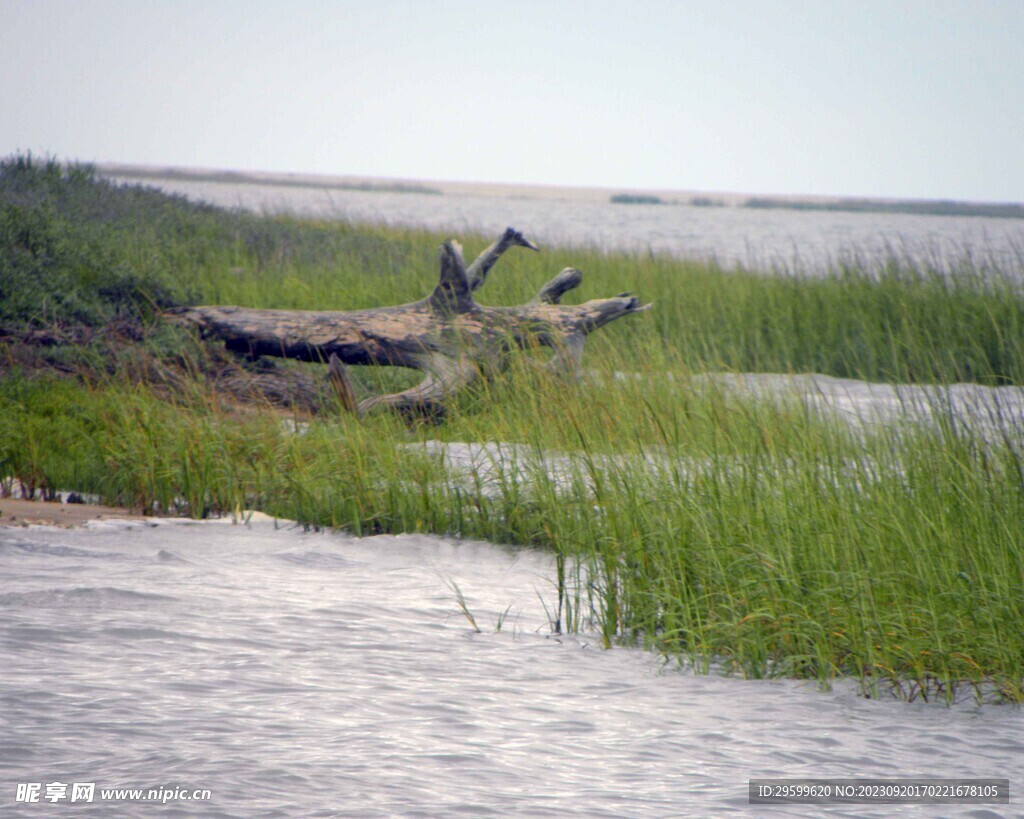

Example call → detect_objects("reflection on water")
2 518 1022 816
107 174 1024 273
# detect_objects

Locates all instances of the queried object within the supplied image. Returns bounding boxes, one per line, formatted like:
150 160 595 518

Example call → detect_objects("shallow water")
107 174 1024 273
2 518 1022 816
695 372 1024 441
398 373 1024 509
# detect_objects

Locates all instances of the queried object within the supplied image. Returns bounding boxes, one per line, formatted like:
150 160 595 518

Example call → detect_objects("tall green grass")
3 154 1024 703
3 362 1022 703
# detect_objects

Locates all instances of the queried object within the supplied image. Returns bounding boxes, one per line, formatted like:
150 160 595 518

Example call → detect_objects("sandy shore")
0 498 146 528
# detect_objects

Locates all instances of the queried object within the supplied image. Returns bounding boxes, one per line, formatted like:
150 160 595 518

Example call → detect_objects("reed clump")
2 153 1023 703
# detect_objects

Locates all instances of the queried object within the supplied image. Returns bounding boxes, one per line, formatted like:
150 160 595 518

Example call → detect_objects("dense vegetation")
3 154 1023 703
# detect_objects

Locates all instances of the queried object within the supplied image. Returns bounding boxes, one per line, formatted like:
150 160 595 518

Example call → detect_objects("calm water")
111 174 1024 272
2 517 1022 817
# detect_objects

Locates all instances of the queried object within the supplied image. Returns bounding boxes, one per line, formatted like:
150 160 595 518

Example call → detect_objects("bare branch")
466 227 538 291
532 267 583 305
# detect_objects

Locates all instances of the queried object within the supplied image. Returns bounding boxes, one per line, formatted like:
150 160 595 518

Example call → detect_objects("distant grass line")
610 193 665 205
744 195 1024 220
101 165 443 196
3 153 1024 703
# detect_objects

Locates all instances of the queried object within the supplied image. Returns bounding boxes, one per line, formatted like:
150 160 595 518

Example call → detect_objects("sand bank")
0 498 146 528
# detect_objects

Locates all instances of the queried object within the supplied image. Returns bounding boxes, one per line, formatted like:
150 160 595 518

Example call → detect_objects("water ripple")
1 521 1021 816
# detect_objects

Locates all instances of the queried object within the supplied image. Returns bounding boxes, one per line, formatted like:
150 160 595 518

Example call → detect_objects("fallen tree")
170 227 650 417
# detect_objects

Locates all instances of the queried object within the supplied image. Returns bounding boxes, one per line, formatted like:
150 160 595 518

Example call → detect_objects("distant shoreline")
98 161 1024 220
101 164 442 196
742 196 1024 220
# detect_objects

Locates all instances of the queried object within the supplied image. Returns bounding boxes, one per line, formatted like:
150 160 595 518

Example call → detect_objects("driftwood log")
170 228 649 417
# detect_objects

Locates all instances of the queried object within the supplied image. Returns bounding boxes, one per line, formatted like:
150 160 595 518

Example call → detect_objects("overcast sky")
2 0 1022 202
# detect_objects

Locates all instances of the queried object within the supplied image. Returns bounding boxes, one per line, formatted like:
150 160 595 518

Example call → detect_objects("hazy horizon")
98 160 1024 207
3 0 1022 203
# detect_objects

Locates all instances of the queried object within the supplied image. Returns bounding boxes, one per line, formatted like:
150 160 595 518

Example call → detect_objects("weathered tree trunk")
170 228 649 417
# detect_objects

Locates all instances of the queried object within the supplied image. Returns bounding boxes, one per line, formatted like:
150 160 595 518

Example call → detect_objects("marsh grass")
3 154 1024 702
4 362 1021 702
